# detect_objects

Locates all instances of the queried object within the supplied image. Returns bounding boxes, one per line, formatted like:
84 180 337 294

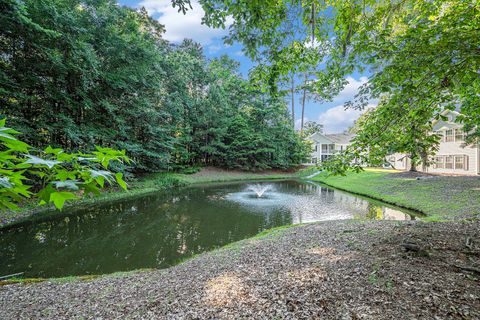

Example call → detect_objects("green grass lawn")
311 169 480 221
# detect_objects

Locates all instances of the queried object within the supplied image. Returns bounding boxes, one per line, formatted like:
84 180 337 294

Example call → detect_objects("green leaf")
50 191 78 210
37 185 56 203
55 170 76 181
83 181 101 196
115 172 127 190
24 155 62 168
3 139 30 152
45 146 64 155
0 132 16 140
53 180 80 191
0 176 13 188
89 169 113 184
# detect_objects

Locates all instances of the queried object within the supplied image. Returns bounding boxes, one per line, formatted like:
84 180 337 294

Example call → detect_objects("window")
340 145 343 151
328 144 335 153
311 157 317 164
321 144 328 153
455 129 464 142
445 129 454 142
434 156 444 169
314 144 318 152
455 156 464 170
445 156 453 169
437 155 468 170
321 155 331 162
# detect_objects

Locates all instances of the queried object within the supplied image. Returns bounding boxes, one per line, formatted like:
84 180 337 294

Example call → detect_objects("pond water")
0 180 417 278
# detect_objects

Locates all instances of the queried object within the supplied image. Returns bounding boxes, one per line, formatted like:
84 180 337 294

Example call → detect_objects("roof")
432 110 463 130
324 133 354 144
308 132 354 144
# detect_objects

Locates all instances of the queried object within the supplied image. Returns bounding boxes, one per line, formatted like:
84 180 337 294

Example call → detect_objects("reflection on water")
0 180 416 278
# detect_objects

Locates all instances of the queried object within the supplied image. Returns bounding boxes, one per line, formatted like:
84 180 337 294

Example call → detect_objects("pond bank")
311 169 480 221
1 220 479 319
0 167 305 228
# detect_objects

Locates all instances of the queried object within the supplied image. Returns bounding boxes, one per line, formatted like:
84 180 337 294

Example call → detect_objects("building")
388 110 480 175
307 132 354 165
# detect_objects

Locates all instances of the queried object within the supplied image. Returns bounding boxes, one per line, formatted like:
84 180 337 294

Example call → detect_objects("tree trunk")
291 74 295 126
300 3 315 135
409 154 417 172
301 73 307 134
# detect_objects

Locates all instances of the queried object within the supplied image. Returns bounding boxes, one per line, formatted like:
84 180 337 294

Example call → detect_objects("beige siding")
388 110 479 175
389 146 478 175
387 153 409 170
427 142 478 175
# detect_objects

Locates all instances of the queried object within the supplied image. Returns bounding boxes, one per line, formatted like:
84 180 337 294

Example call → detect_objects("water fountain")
225 182 290 210
248 184 272 198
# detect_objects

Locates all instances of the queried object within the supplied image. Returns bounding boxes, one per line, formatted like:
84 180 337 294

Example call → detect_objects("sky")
118 0 374 133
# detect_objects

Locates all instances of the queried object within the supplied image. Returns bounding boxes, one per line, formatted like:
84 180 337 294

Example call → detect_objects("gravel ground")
1 220 479 319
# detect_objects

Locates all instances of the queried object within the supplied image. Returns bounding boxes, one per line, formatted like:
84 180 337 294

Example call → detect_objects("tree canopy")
186 0 479 173
0 0 309 175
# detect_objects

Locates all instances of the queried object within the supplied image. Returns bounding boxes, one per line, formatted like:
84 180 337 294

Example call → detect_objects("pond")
0 180 418 278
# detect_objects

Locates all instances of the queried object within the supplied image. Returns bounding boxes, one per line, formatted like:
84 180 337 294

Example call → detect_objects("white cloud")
333 76 369 103
207 44 222 53
295 117 310 130
318 103 376 134
138 0 231 44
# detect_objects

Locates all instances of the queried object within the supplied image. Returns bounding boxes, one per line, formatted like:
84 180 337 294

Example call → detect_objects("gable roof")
308 132 354 144
324 133 354 144
432 110 463 130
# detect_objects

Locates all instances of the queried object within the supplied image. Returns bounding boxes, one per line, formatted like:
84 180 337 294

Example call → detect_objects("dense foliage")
193 0 479 173
0 119 128 210
0 0 308 173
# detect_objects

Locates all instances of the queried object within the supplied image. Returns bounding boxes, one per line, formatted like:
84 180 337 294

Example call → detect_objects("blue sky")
118 0 374 133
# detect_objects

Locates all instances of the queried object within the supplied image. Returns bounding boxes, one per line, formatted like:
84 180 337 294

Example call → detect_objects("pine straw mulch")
1 220 479 319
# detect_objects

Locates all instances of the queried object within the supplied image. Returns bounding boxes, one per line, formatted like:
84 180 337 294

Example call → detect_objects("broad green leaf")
24 155 62 168
83 181 101 196
3 139 30 152
89 169 113 182
49 191 78 210
0 132 16 140
55 170 76 181
115 172 127 190
45 146 64 155
0 177 13 188
53 180 80 191
37 185 56 203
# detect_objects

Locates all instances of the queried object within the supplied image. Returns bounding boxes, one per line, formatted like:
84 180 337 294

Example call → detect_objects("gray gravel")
1 220 479 319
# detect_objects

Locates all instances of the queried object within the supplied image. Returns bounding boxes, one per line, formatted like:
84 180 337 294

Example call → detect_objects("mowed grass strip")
311 169 480 221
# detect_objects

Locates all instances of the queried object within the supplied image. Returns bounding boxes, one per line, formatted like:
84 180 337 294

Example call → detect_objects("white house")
307 132 354 165
388 110 480 175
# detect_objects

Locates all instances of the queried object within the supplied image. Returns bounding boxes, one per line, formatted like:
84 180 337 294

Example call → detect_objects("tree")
192 0 479 174
327 0 479 173
303 121 324 137
0 0 309 173
336 98 440 172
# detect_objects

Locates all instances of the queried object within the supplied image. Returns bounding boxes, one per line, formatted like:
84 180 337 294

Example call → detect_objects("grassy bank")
310 169 480 221
1 167 308 228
